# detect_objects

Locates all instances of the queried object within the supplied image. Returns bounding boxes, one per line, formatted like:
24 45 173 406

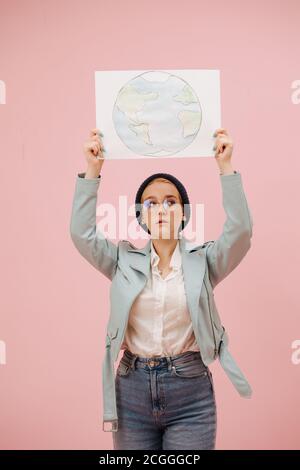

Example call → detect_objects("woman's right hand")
83 128 105 177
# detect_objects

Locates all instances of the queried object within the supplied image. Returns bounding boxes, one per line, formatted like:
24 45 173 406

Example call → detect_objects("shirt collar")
150 240 182 271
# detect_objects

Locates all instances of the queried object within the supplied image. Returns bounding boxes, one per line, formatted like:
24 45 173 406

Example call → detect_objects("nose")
158 202 167 214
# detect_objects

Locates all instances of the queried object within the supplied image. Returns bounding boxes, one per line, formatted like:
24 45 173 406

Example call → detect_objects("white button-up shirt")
120 239 200 357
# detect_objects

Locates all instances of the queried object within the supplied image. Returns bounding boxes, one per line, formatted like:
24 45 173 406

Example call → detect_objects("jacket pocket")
105 327 119 348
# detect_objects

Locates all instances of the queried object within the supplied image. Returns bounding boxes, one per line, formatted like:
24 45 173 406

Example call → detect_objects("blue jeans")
112 349 217 450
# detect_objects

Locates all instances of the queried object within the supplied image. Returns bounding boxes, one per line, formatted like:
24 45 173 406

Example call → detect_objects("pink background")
0 0 300 450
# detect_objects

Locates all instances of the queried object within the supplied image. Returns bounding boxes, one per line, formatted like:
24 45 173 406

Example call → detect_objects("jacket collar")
126 234 204 280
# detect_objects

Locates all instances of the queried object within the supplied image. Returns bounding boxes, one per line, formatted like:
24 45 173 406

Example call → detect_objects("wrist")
85 165 102 179
218 163 234 175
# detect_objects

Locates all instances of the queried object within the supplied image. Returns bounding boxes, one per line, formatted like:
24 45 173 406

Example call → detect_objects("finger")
92 142 101 155
215 128 228 134
90 129 99 137
215 143 225 156
216 136 229 144
90 128 104 138
91 134 103 144
95 141 107 154
214 133 227 143
91 136 106 152
216 133 228 139
216 138 231 151
213 128 228 137
213 136 229 151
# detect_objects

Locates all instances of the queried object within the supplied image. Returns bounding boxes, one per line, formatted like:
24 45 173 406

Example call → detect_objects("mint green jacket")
70 171 254 432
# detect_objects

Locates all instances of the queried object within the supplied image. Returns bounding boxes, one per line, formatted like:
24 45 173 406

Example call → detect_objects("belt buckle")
147 358 160 367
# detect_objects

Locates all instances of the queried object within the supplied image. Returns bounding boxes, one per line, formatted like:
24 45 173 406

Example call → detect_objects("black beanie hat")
135 172 191 235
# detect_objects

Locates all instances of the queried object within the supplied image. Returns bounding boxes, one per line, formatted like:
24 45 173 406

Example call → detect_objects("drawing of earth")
112 71 202 157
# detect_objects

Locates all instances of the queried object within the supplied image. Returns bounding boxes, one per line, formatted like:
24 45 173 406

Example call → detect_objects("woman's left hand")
213 128 234 168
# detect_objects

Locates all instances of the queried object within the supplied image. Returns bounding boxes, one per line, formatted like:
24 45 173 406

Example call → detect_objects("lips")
157 220 168 224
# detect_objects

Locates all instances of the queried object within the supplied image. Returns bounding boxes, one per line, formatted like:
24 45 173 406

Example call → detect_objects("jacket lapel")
126 238 152 278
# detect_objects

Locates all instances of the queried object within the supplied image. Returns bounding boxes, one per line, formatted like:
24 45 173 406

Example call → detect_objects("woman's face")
140 178 185 239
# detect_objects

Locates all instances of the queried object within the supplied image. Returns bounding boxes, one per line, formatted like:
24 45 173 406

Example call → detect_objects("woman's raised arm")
69 129 118 280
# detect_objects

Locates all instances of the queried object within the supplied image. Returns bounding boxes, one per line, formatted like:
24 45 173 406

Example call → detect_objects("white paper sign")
95 68 221 159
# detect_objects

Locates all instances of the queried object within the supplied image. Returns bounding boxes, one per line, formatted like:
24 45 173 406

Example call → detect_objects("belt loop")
165 356 172 371
130 354 138 369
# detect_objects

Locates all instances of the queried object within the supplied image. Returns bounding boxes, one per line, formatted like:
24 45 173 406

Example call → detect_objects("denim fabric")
112 349 217 450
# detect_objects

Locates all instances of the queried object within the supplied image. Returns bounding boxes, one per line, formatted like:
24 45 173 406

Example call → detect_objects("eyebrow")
144 194 179 200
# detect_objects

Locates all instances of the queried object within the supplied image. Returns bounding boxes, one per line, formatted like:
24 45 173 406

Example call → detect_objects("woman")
70 128 253 450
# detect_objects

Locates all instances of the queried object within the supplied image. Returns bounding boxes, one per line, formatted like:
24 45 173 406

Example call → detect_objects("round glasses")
142 197 179 211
